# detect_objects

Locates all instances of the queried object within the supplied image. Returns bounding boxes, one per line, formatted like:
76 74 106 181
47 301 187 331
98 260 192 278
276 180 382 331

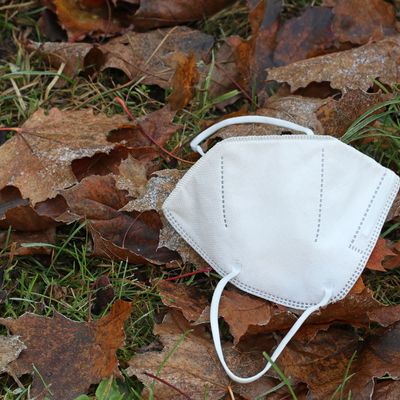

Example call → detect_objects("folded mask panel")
162 116 400 384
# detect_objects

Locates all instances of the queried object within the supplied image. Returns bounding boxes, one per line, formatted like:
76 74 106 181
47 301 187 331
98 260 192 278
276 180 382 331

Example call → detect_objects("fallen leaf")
60 174 178 264
348 322 400 399
131 0 236 30
215 288 400 345
0 300 132 400
316 90 392 137
0 108 128 205
227 0 281 93
273 7 336 66
366 238 397 271
127 310 281 400
0 227 56 256
114 155 148 199
167 53 199 110
331 0 397 45
372 380 400 399
387 191 400 221
26 41 102 78
219 289 272 345
50 0 126 40
100 27 213 88
0 336 25 374
122 169 183 213
123 170 206 267
157 280 209 322
278 327 360 399
203 96 325 147
267 36 400 92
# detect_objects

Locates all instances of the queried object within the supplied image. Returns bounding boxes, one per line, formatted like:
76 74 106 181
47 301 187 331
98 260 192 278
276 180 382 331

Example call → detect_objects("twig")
143 371 193 400
114 96 194 164
164 267 212 281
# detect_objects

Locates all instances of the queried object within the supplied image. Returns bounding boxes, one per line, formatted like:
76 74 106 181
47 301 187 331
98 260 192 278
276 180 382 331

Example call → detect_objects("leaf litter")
1 0 400 398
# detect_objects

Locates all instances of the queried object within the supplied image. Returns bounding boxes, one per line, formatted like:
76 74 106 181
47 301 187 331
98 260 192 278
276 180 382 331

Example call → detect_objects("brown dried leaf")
279 327 360 399
114 155 148 199
387 191 400 221
219 289 272 345
0 300 132 400
372 380 400 399
0 227 56 256
219 288 400 344
206 96 324 146
131 0 235 30
51 0 125 40
348 322 400 399
316 90 392 137
267 36 400 92
0 108 128 205
127 311 281 400
26 41 102 78
167 53 199 110
332 0 397 45
0 186 64 231
157 280 209 322
273 7 335 66
366 238 396 271
100 27 213 88
0 336 25 374
61 174 177 264
123 169 206 267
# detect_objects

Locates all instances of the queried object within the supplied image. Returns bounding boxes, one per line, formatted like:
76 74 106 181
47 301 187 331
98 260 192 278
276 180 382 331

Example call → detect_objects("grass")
0 0 400 399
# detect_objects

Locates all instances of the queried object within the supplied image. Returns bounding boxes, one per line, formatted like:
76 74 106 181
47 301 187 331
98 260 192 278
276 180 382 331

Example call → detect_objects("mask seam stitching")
221 156 228 228
349 171 387 248
314 148 325 243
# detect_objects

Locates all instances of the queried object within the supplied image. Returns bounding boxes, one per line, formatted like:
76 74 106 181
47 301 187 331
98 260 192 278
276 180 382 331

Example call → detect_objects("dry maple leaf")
331 0 397 45
273 6 336 66
123 169 206 268
213 95 324 141
131 0 236 30
278 327 360 399
347 322 400 399
316 90 392 137
0 108 128 205
167 53 199 110
60 174 178 264
26 41 101 78
0 300 132 400
157 280 209 322
127 310 282 400
267 35 400 92
50 0 125 40
100 27 213 88
366 237 397 271
0 336 25 374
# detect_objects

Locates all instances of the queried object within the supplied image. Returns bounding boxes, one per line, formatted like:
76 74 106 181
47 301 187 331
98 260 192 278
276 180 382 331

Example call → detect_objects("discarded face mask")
162 116 400 384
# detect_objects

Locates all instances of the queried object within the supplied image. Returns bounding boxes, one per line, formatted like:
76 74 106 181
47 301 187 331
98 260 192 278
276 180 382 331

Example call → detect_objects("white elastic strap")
191 116 315 156
210 268 332 384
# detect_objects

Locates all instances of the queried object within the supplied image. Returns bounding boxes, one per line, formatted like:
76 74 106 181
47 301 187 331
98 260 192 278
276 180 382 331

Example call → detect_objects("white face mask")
162 116 400 384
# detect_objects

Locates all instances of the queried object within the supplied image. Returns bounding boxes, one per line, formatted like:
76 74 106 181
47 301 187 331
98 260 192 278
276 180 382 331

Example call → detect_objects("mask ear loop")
190 116 315 156
210 267 333 384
